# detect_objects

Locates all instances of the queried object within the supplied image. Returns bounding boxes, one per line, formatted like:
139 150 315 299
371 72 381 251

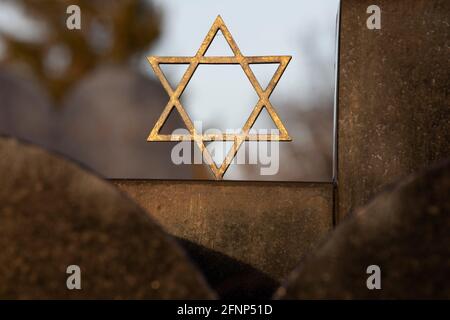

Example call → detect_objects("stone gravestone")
338 0 450 221
58 65 194 179
0 67 57 150
275 160 450 299
0 137 214 299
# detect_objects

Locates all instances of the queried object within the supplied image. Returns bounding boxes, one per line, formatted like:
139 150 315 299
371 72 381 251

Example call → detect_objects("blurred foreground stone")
338 0 450 220
0 137 214 299
276 160 450 299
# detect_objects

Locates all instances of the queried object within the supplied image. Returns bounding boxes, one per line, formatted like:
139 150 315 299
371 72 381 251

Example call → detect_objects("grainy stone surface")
113 179 334 296
0 137 214 299
276 160 450 299
338 0 450 221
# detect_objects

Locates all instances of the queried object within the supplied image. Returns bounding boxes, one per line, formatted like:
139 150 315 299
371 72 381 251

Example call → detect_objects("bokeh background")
0 0 339 181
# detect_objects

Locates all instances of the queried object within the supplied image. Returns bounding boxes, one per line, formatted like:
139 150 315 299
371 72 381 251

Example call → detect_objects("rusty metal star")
147 15 292 180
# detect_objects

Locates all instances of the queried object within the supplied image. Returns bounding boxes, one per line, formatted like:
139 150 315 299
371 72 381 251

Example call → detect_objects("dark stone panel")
113 179 334 290
337 0 450 220
0 137 214 299
276 160 450 299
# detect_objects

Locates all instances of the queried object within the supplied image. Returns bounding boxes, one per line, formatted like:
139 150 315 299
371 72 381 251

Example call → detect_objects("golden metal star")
147 15 292 180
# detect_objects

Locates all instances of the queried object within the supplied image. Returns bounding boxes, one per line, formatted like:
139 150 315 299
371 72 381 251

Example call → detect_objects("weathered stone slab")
0 137 214 299
276 160 450 299
113 179 334 297
337 0 450 220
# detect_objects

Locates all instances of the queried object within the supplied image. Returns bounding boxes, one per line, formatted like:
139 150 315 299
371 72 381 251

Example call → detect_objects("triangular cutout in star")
159 64 190 92
204 30 235 56
195 15 242 58
158 106 190 135
205 141 235 168
249 63 281 91
251 107 280 131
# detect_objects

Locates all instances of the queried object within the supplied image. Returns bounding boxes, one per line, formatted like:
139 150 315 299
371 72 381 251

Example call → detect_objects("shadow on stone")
176 237 278 299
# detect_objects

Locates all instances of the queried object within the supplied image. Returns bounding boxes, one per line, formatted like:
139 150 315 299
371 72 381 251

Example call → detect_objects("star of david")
147 15 292 180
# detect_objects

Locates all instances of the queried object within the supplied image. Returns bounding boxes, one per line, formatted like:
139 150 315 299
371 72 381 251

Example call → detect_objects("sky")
147 0 340 131
0 0 340 133
144 0 340 179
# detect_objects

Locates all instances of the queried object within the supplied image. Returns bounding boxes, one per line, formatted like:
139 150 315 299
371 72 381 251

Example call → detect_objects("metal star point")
147 15 292 180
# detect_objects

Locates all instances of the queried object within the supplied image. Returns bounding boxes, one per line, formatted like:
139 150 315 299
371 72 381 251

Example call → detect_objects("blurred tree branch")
0 0 161 101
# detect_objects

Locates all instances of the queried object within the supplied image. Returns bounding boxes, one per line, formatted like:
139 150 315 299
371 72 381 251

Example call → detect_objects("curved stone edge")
0 135 216 299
